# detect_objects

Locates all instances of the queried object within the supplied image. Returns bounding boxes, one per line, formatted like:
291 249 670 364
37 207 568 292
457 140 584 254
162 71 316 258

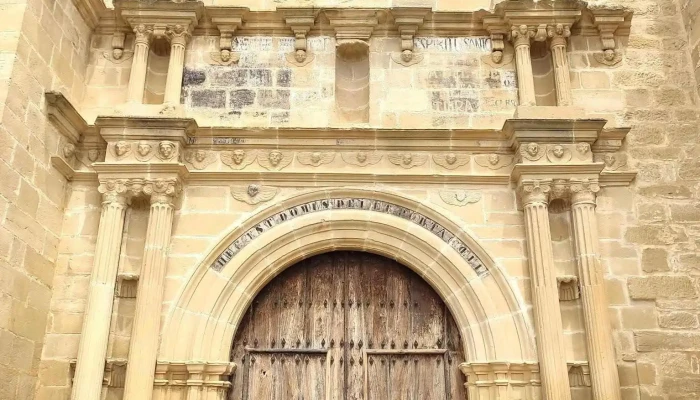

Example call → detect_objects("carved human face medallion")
356 152 367 163
88 149 100 162
402 153 413 165
159 141 175 160
113 48 123 60
269 150 282 166
247 184 260 198
220 49 231 62
137 142 152 157
445 153 457 165
63 143 76 159
294 49 306 63
552 145 565 158
401 50 413 62
604 49 615 62
576 143 590 155
603 153 616 167
195 150 206 163
526 143 539 157
488 154 500 165
311 152 321 164
491 50 503 64
115 141 129 157
233 150 245 164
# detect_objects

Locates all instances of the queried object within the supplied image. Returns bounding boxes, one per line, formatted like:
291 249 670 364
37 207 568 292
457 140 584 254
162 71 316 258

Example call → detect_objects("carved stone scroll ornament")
519 142 546 162
231 184 278 205
387 152 428 169
258 150 293 171
432 153 470 170
341 151 382 167
156 141 177 161
110 140 132 161
596 153 627 171
475 154 514 170
221 149 257 170
546 144 572 163
557 275 580 301
439 190 481 207
134 141 154 162
184 149 217 170
297 151 336 167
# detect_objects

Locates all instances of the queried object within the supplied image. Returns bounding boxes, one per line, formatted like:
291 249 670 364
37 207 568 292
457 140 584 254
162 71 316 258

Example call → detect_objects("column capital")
509 24 537 47
98 178 183 203
547 23 572 47
517 179 552 206
570 178 601 205
165 23 192 47
133 24 153 45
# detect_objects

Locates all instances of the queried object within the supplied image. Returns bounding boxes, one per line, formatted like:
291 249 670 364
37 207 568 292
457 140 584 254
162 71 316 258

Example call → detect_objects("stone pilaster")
510 25 537 106
71 186 129 400
127 24 153 103
123 180 181 400
570 179 622 400
519 179 572 400
548 24 573 106
164 24 191 105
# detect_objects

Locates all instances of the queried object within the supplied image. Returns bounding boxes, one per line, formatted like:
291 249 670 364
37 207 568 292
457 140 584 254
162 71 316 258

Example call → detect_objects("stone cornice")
117 0 204 36
70 0 108 30
46 92 93 144
95 116 197 144
154 361 236 388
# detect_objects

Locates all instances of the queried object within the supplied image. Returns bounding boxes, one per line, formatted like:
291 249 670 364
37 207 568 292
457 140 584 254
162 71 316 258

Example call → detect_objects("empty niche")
334 39 370 123
530 41 557 106
143 37 170 105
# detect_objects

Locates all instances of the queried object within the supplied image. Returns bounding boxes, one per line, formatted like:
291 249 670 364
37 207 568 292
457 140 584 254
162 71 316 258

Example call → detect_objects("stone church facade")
0 0 699 399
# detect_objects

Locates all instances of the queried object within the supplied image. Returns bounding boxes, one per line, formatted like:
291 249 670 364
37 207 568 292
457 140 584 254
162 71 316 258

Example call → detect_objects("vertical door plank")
345 252 367 400
388 355 412 400
247 354 274 400
366 354 389 400
277 264 307 351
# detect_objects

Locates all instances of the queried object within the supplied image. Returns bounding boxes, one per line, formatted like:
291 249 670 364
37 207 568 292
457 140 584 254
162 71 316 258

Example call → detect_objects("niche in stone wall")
530 41 557 106
334 39 370 123
143 37 170 105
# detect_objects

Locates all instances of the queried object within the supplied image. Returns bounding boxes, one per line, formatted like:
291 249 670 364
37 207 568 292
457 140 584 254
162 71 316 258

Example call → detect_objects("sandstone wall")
0 0 91 399
682 0 700 96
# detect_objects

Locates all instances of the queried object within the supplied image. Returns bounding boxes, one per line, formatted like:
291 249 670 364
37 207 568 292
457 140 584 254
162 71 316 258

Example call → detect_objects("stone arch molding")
160 188 535 366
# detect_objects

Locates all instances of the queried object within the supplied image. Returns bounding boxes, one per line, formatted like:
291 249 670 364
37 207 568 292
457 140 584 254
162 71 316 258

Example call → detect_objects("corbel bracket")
209 7 248 66
592 10 628 66
324 9 379 42
390 8 430 67
278 8 318 67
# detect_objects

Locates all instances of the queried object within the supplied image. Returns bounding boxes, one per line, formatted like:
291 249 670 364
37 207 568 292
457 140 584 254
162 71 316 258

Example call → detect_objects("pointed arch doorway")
228 251 466 400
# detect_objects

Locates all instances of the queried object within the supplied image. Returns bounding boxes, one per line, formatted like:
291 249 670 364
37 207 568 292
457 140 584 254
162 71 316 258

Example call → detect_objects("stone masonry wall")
0 0 91 399
682 0 700 96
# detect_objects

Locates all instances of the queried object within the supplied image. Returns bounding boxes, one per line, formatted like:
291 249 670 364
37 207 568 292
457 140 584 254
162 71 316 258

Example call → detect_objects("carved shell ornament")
258 150 293 171
546 145 572 163
439 190 482 207
231 184 278 205
391 50 424 67
475 154 514 170
432 153 470 170
341 151 382 167
134 141 154 162
184 150 217 170
210 49 240 66
387 152 428 169
221 149 257 170
297 151 335 167
111 140 132 161
519 142 545 161
156 141 177 161
286 50 315 67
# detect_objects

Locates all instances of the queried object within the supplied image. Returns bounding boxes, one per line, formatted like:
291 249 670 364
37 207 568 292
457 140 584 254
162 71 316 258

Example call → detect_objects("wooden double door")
229 251 466 400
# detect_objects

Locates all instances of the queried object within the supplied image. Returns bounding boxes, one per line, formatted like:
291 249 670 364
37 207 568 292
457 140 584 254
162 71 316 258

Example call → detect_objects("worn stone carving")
117 274 138 298
297 151 335 167
387 152 428 169
221 149 257 170
557 276 580 301
258 150 293 171
391 51 424 67
475 154 514 170
88 149 101 162
231 184 278 205
391 8 428 67
134 141 154 162
281 9 316 67
439 190 481 206
98 178 182 200
184 149 216 170
568 363 591 387
432 153 470 170
63 143 76 159
156 141 177 161
341 151 382 166
212 198 488 277
575 143 591 158
520 142 546 161
594 50 622 67
111 141 132 161
481 49 514 69
210 50 240 66
286 50 315 67
597 153 627 171
546 145 572 163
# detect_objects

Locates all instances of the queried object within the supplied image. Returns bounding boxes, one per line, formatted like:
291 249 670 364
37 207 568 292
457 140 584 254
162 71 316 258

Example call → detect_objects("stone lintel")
93 162 189 183
95 116 197 144
324 9 379 40
503 117 607 149
46 91 91 144
511 163 605 184
119 0 204 35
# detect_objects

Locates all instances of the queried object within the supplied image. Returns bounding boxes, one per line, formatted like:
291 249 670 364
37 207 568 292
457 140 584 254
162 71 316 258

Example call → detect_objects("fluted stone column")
127 24 153 103
123 183 179 400
520 180 572 400
570 179 621 400
511 25 536 106
549 24 573 106
71 189 129 400
164 24 190 105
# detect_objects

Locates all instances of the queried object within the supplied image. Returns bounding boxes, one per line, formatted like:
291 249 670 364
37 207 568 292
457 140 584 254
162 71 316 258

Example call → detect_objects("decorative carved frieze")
297 151 336 167
475 154 514 170
387 152 428 169
258 150 293 171
98 178 182 201
212 198 488 277
221 149 257 170
154 361 236 396
460 362 541 400
184 149 216 170
432 153 470 170
439 190 481 207
231 184 278 205
341 151 382 167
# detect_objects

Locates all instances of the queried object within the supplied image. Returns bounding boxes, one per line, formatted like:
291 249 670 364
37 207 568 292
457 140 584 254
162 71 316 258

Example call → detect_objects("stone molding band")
211 197 488 277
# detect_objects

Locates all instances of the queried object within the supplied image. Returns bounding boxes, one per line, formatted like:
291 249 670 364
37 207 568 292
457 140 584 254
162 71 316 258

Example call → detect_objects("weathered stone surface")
628 276 697 300
642 248 670 273
636 332 700 352
658 311 699 329
625 225 688 245
191 90 226 108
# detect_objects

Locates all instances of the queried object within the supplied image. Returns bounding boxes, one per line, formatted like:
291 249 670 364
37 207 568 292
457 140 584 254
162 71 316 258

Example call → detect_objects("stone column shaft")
521 183 572 400
71 193 128 400
164 26 189 105
512 28 537 106
123 194 176 400
571 183 621 400
550 36 572 106
127 25 153 103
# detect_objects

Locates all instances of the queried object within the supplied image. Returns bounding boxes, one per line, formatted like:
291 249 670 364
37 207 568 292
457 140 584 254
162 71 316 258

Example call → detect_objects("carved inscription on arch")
211 198 488 277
